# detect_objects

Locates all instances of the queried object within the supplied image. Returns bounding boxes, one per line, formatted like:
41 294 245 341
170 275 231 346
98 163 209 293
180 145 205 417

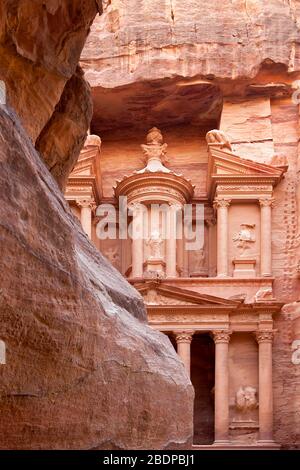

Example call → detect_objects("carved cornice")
255 330 275 343
65 176 100 204
114 172 194 205
212 329 232 343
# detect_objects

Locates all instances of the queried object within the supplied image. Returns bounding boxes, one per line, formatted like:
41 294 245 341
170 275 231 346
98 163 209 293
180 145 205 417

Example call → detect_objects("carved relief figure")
206 129 232 151
146 230 164 259
292 340 300 365
144 289 160 305
233 224 256 255
194 249 206 270
190 248 208 277
235 387 258 420
254 287 275 302
105 247 120 267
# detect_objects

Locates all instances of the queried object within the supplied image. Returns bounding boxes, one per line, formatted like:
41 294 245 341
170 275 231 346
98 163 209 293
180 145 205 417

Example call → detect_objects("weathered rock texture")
82 0 300 87
81 0 300 136
0 0 102 188
35 66 93 191
0 105 194 449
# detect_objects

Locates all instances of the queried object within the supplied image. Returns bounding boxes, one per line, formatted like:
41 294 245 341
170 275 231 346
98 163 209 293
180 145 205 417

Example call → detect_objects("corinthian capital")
255 330 275 343
213 198 231 209
259 198 275 208
212 330 231 344
174 331 194 343
76 199 94 209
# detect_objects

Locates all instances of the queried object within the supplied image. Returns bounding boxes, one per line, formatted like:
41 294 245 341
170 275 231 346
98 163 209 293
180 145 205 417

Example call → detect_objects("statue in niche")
137 127 170 173
190 248 208 277
233 224 256 256
194 248 206 270
146 230 164 259
206 129 232 151
235 387 258 421
105 247 120 267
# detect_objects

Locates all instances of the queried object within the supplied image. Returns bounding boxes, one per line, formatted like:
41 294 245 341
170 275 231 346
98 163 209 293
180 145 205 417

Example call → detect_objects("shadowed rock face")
0 0 102 188
0 105 194 449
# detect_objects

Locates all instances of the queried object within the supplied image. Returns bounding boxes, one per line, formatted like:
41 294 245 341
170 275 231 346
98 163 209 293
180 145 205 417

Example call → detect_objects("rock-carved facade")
65 122 293 448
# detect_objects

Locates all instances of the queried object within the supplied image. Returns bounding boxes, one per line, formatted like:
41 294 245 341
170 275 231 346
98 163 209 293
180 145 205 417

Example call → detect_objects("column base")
213 440 231 446
257 440 279 447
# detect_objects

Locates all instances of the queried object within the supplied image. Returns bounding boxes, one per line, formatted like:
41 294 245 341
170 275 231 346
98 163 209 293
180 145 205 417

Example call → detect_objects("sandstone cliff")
0 1 194 449
0 0 102 188
0 104 194 449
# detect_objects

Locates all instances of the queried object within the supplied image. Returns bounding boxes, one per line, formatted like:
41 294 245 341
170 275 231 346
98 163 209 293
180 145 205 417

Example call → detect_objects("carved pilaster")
259 198 274 277
255 330 275 443
76 199 94 239
212 329 231 443
214 199 231 278
174 331 194 377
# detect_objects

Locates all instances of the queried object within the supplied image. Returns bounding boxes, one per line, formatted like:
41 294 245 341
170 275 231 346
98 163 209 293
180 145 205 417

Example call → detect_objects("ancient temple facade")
65 101 297 448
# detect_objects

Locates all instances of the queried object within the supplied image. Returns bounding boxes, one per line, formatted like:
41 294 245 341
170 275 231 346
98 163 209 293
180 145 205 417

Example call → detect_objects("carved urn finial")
146 127 164 145
136 128 171 174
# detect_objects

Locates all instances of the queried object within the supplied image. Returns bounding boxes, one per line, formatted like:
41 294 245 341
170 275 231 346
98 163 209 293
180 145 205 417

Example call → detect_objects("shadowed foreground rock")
0 106 194 449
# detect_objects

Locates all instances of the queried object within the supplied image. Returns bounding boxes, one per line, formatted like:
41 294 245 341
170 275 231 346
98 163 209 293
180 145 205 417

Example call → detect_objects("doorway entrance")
191 333 215 445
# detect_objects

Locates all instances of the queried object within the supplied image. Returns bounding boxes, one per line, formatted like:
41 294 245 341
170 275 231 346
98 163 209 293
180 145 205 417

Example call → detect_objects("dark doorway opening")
191 333 215 445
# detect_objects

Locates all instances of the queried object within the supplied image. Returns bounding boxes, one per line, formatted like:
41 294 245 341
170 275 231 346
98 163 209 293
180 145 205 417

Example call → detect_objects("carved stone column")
77 200 93 239
174 331 193 377
131 203 144 278
214 199 231 277
212 330 231 444
166 204 179 278
255 330 275 443
259 198 274 277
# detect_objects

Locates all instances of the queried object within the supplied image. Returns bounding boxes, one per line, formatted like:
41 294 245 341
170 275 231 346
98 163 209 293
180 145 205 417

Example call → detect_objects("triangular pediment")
208 146 285 178
135 281 240 307
207 145 286 199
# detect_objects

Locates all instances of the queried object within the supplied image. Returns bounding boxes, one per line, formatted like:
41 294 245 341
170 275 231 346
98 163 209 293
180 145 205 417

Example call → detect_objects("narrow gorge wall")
0 1 194 449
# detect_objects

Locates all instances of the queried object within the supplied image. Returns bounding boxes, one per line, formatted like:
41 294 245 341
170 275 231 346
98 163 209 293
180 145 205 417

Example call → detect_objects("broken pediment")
206 135 286 199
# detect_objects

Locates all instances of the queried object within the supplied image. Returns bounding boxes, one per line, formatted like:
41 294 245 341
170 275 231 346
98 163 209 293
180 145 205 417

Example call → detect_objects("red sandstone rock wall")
0 0 102 188
0 105 194 449
82 0 300 86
